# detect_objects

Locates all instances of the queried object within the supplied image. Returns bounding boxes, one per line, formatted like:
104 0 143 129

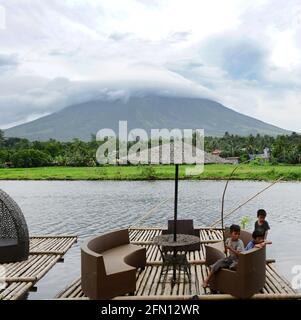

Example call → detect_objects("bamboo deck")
56 228 300 300
0 235 77 300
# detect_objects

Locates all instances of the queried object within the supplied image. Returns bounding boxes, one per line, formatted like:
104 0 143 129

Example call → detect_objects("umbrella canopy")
117 137 205 239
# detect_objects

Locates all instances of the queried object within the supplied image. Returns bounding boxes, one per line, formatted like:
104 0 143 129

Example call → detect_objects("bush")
11 149 51 168
240 216 250 229
141 165 156 180
65 151 95 167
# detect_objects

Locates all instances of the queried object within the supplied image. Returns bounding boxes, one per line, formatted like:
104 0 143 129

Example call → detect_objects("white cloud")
270 30 301 70
0 0 301 132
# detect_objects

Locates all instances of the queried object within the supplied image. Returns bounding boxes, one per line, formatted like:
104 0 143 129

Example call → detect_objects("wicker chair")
206 246 266 299
81 229 146 299
204 229 265 298
0 189 29 263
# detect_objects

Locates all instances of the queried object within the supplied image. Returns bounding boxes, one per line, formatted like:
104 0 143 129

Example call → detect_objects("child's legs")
211 257 231 273
229 260 238 270
203 257 232 287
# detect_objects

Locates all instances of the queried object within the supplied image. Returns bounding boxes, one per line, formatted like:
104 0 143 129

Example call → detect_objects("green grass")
0 164 301 181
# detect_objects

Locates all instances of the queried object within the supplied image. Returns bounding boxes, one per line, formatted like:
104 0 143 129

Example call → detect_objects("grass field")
0 164 301 181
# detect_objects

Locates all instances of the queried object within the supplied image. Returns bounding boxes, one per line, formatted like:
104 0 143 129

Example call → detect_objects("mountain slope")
5 96 289 141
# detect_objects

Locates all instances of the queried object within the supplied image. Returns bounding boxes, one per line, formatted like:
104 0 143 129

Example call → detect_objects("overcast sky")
0 0 301 132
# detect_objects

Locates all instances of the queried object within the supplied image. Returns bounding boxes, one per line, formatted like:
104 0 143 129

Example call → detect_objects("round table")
153 234 200 248
153 234 200 283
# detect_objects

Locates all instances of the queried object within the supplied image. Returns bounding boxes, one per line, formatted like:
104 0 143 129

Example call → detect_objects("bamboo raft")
56 227 300 300
0 235 77 300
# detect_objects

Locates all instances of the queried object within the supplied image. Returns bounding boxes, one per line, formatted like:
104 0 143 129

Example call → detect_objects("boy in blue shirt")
245 230 272 250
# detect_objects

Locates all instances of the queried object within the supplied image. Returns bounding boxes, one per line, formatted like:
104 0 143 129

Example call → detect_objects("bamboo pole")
131 239 220 246
35 256 61 281
30 235 77 239
266 259 276 264
56 278 82 298
129 197 172 228
146 259 205 266
2 277 37 283
5 283 33 300
3 258 35 277
112 293 301 300
220 166 239 251
10 283 34 300
9 256 42 278
210 177 284 228
268 264 296 294
29 251 66 255
129 226 225 231
0 235 77 300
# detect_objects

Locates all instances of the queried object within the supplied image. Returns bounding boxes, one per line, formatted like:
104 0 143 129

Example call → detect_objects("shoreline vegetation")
0 164 300 181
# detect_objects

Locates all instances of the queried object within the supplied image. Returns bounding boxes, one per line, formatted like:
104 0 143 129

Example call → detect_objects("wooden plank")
29 251 66 255
129 227 163 231
134 268 146 296
53 228 298 300
136 266 153 296
59 238 78 253
131 239 221 245
145 265 159 296
4 283 33 300
3 256 38 277
2 277 37 283
266 265 295 294
0 235 77 300
56 278 82 298
30 235 77 239
9 256 43 278
268 264 296 294
129 229 140 241
112 293 301 300
146 259 205 266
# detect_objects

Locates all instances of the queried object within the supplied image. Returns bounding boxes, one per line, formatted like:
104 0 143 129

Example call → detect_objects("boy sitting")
245 230 272 250
254 209 270 239
203 224 244 288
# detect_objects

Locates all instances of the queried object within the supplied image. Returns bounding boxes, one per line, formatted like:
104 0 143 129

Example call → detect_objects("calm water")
1 180 301 298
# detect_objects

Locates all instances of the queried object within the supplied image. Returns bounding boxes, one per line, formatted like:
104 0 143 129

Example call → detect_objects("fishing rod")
129 197 172 229
220 165 240 252
210 176 284 228
218 158 276 251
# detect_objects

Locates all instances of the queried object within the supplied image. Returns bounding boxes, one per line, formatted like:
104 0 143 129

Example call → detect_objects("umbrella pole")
173 164 179 242
172 164 179 283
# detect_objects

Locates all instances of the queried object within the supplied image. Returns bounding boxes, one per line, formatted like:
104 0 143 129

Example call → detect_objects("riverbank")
0 164 301 181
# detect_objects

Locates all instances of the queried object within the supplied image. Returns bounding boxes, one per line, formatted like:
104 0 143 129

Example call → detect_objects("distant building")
4 161 13 168
263 147 270 160
211 149 222 156
249 147 271 162
211 149 238 164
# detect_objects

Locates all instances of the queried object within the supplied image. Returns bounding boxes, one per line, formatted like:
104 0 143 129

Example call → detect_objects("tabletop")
153 234 200 248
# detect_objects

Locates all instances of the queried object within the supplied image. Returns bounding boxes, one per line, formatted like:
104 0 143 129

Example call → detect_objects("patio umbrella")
170 139 204 242
124 138 204 238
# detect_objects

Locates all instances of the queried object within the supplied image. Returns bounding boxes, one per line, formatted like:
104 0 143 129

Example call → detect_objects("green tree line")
0 129 300 168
